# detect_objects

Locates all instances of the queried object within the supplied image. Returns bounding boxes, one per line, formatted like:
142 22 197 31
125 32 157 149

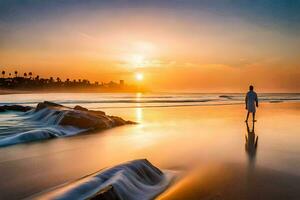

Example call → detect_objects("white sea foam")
33 159 176 200
0 107 87 147
0 126 83 147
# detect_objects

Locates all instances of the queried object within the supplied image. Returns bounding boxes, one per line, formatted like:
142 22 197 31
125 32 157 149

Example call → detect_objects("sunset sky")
0 0 299 92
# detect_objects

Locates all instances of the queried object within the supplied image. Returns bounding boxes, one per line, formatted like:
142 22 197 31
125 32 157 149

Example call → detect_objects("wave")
0 102 134 147
0 106 87 147
0 99 214 106
1 94 299 107
33 159 175 200
0 126 83 147
92 102 246 109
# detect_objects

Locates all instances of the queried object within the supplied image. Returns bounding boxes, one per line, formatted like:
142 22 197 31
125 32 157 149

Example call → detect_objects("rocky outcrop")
0 101 136 147
0 101 135 130
73 105 89 112
34 101 135 130
0 105 32 112
35 101 62 112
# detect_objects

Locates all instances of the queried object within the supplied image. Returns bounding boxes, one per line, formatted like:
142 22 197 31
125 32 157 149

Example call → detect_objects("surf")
0 102 134 147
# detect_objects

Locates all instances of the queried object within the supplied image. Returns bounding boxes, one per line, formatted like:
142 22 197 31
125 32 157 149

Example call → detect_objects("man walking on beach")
245 85 258 122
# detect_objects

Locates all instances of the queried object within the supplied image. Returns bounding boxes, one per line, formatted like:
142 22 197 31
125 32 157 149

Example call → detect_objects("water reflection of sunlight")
135 93 143 122
136 92 142 99
136 107 143 122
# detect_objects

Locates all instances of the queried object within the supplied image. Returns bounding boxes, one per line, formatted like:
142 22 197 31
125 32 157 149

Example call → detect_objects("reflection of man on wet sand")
245 122 258 164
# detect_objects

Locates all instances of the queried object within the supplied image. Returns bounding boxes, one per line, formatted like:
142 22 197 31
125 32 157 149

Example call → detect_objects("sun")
135 73 144 81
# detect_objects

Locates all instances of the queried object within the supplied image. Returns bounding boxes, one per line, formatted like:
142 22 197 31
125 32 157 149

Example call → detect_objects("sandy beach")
0 99 299 199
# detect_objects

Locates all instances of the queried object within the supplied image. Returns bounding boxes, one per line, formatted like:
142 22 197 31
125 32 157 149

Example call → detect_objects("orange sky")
0 2 299 92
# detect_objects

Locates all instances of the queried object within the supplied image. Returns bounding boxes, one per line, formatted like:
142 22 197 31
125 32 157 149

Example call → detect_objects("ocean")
0 93 299 147
0 92 299 109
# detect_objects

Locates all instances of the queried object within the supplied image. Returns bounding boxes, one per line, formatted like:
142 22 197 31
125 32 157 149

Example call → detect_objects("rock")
89 110 106 116
35 101 63 112
0 105 32 112
126 120 137 125
109 116 127 126
89 185 121 200
34 101 134 130
59 111 112 129
74 105 88 112
44 101 62 107
35 159 170 200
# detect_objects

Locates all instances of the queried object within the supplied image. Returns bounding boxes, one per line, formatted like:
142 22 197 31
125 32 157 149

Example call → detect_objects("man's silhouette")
245 85 258 122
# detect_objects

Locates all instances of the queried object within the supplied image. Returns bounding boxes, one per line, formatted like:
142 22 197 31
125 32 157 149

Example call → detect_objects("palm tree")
2 70 5 78
24 72 27 78
9 73 11 77
28 72 32 79
14 71 18 77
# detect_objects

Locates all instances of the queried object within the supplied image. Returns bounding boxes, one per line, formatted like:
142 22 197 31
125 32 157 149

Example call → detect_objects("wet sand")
158 163 300 200
0 102 299 199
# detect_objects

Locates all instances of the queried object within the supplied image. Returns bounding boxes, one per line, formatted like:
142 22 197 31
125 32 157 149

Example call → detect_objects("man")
245 85 258 122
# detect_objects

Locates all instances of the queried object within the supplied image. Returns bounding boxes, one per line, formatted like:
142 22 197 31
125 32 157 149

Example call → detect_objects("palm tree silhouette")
0 70 121 91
